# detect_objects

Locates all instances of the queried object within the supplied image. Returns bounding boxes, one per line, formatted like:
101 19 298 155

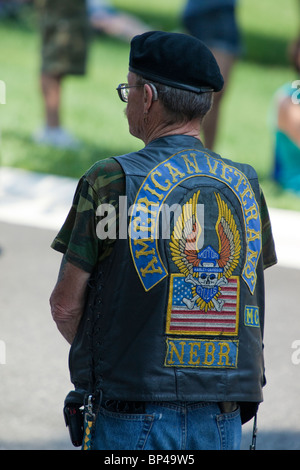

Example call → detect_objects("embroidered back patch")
166 274 240 336
129 149 262 295
166 191 241 338
244 305 260 327
164 338 239 368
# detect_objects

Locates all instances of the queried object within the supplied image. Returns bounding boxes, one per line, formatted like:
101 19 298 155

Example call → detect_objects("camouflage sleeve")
51 157 125 273
260 188 278 269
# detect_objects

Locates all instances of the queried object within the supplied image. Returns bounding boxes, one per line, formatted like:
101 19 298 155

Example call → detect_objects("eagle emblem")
169 191 241 313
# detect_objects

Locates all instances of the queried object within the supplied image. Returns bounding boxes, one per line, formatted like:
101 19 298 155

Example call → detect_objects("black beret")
129 31 224 93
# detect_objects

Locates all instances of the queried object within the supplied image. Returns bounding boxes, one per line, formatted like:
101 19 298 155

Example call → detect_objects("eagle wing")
169 191 201 276
215 192 241 278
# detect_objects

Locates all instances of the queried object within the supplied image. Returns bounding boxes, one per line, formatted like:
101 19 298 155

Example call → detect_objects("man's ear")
144 83 153 111
143 83 156 112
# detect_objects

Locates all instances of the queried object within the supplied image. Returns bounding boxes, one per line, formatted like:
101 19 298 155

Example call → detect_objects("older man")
50 31 276 450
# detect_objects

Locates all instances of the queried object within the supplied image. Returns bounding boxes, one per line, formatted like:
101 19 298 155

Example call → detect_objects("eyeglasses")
116 83 144 102
116 83 158 103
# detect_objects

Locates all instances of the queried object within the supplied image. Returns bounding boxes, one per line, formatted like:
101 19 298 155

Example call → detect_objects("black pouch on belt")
63 389 86 447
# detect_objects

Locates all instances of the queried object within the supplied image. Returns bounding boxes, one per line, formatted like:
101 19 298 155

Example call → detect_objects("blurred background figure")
181 0 241 150
272 38 300 196
87 0 150 42
33 0 89 150
33 0 150 150
0 0 29 18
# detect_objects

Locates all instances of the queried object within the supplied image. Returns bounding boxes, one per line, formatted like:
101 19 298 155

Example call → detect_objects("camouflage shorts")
38 0 89 76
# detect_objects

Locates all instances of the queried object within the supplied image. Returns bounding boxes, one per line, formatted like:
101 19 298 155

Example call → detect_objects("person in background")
272 38 300 195
182 0 241 150
33 0 89 150
87 0 149 42
33 0 150 150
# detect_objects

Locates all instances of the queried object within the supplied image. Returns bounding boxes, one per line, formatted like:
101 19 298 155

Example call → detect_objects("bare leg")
34 73 80 149
202 50 236 150
40 73 62 128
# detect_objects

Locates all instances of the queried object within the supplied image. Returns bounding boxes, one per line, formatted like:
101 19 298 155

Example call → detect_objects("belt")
102 400 237 414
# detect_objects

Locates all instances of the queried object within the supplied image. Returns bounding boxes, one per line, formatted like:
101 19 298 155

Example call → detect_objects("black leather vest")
69 136 266 422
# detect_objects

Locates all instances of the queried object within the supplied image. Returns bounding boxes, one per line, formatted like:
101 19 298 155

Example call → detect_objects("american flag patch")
166 274 240 336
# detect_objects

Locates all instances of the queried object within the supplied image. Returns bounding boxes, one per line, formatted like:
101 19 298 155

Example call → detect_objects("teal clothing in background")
273 83 300 195
274 131 300 194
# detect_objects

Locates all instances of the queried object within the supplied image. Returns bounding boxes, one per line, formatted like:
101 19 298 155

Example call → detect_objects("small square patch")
244 306 260 327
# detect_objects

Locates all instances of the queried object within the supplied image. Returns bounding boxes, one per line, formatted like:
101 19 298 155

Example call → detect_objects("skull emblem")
199 271 218 287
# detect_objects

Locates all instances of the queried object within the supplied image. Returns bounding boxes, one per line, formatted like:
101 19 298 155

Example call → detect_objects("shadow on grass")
241 31 291 67
1 129 135 179
0 4 37 32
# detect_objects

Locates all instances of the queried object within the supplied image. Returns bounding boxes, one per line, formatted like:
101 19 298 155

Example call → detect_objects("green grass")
1 0 300 211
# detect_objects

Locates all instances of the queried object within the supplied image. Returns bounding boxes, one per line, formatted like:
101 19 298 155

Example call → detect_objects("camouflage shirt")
51 157 125 273
51 157 277 273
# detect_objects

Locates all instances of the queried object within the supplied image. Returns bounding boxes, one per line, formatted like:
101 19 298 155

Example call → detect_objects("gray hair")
135 75 213 125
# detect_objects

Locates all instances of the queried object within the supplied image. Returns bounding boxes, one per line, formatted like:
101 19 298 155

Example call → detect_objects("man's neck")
143 120 202 146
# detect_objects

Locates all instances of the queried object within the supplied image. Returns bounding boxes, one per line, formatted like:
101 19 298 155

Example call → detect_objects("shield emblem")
196 283 219 303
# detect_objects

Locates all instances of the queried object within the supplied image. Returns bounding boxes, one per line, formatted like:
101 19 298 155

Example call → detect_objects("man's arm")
50 256 91 344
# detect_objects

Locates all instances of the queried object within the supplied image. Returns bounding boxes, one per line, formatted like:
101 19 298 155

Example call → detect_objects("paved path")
0 167 299 450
